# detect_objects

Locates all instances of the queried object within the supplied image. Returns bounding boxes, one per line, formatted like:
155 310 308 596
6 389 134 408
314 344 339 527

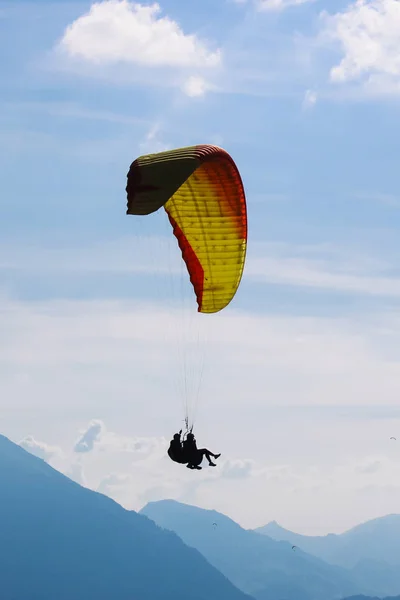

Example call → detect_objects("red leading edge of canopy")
166 212 205 312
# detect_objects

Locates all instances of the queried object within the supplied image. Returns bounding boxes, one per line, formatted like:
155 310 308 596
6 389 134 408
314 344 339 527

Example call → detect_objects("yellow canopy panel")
126 144 247 313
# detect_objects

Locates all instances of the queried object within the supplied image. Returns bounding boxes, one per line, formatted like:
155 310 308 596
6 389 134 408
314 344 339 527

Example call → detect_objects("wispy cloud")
3 292 400 412
0 130 63 157
247 242 400 298
5 101 146 127
0 236 177 275
352 191 400 208
138 123 170 154
4 237 400 299
257 0 316 11
234 0 315 10
66 460 88 486
302 88 318 109
19 435 63 462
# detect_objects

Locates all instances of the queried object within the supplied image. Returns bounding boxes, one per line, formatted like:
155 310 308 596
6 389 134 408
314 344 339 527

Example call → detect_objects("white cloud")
321 0 400 94
220 458 254 479
56 425 168 497
74 419 105 453
182 75 210 97
257 0 315 11
97 472 132 496
19 435 62 462
58 1 221 69
98 432 166 457
234 0 314 9
355 457 383 474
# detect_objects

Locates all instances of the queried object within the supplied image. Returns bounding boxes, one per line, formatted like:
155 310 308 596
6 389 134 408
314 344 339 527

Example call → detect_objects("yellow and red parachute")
126 145 247 313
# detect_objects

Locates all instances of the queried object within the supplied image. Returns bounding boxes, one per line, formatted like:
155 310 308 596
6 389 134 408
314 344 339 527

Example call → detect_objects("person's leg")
198 449 216 466
202 449 221 459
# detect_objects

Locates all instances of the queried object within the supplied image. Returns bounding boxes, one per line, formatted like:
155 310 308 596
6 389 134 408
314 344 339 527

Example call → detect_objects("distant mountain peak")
141 499 244 531
141 499 376 600
257 520 287 532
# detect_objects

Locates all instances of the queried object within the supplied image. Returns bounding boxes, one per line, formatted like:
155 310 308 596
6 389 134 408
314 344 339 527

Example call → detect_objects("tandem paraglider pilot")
168 431 220 470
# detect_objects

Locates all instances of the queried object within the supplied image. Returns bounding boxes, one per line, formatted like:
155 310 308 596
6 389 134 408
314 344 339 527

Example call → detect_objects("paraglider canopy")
126 144 247 314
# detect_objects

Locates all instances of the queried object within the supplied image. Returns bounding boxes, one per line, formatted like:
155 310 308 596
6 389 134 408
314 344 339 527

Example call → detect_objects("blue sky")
3 0 400 533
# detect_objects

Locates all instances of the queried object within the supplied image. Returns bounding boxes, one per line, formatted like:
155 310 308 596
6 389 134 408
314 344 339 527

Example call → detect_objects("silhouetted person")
167 430 187 464
183 432 220 470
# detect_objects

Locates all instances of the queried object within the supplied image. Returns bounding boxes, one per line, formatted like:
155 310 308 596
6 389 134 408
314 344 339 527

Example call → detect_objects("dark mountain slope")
342 596 400 600
0 434 253 600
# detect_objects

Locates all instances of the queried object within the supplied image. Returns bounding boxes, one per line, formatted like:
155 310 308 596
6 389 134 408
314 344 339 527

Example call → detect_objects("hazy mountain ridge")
255 515 400 568
140 499 377 600
255 514 400 596
0 434 253 600
342 596 400 600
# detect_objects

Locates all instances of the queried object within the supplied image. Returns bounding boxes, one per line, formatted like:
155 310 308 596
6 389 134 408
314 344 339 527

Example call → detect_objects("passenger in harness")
168 430 221 470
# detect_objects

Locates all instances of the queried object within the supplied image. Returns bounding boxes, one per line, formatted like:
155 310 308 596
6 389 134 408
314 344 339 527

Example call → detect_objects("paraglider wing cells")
126 145 247 313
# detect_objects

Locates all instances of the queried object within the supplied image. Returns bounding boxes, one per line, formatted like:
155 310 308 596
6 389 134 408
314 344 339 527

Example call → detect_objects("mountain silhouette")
255 515 400 568
342 596 400 600
0 434 253 600
140 499 374 600
256 515 400 596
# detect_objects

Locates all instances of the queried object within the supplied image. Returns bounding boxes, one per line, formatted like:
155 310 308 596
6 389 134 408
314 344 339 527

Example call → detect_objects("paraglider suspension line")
182 417 193 439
